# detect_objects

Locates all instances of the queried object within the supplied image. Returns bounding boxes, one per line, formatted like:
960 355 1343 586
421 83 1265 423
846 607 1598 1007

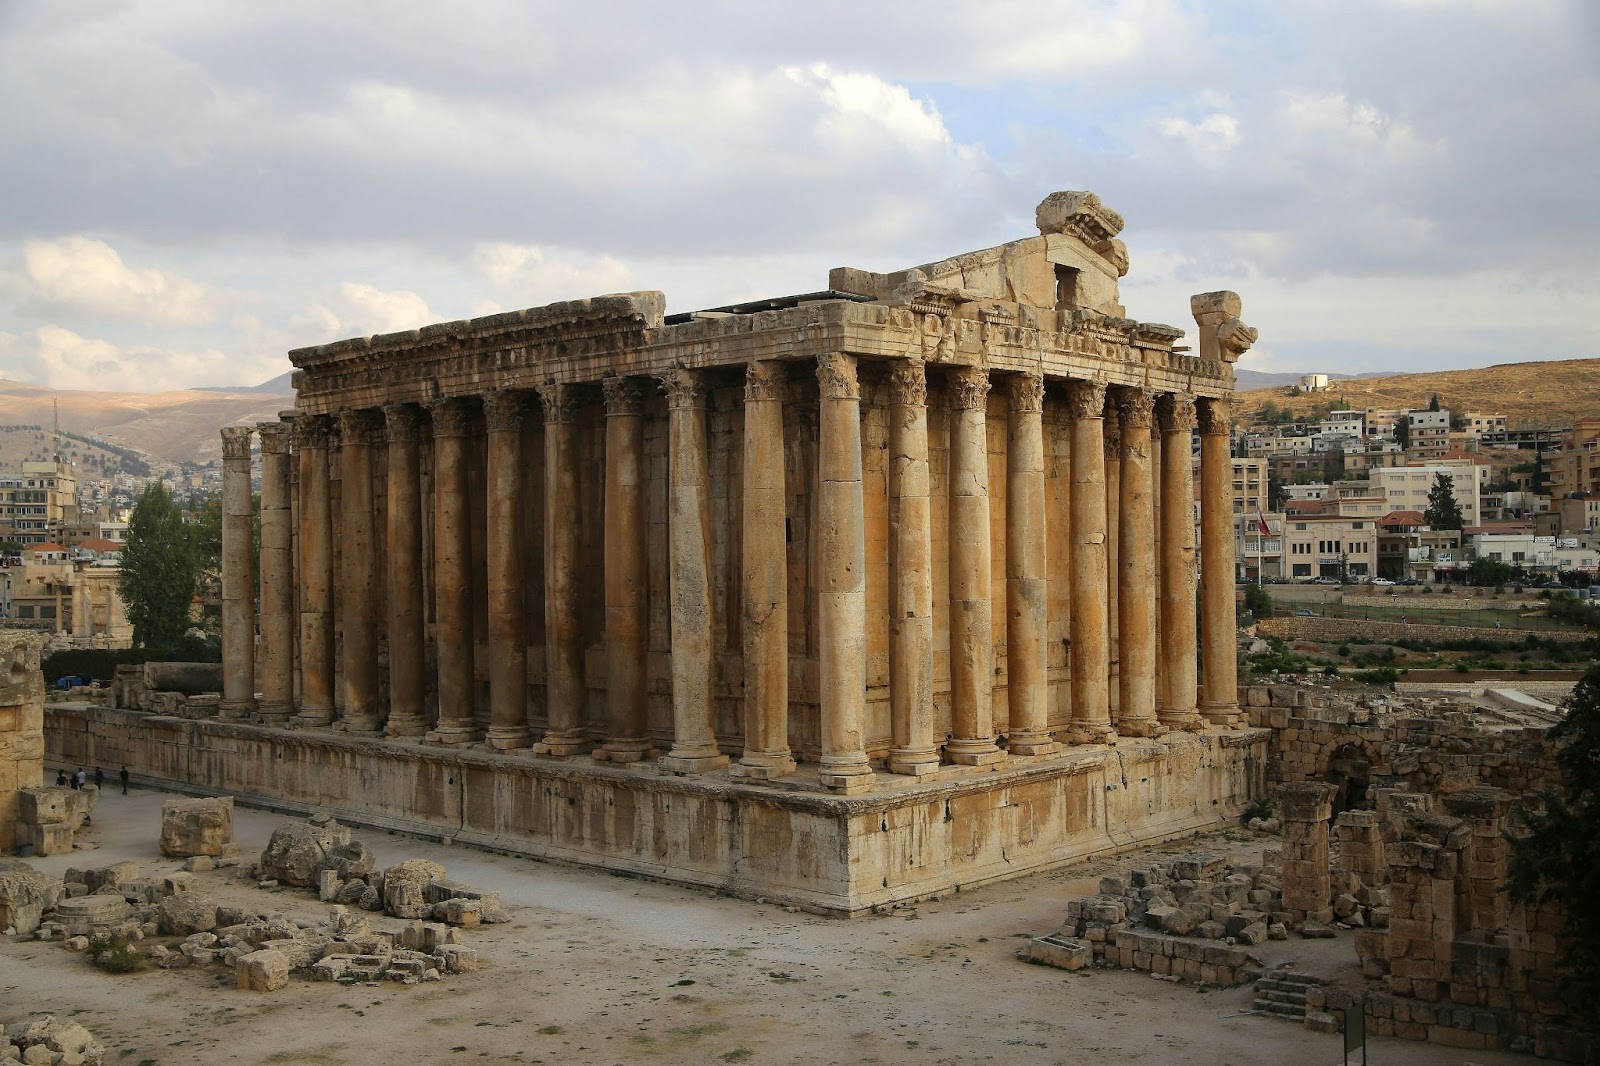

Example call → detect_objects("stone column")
597 376 651 764
1103 403 1121 721
1197 397 1240 727
886 359 940 776
1114 389 1161 737
255 420 294 723
658 370 729 775
1277 781 1337 925
293 417 335 727
1005 371 1057 756
219 425 255 720
1066 381 1113 745
383 403 427 737
426 398 481 745
337 409 382 733
735 361 796 780
484 390 532 750
945 365 1003 767
816 353 874 791
533 383 588 757
1158 395 1201 731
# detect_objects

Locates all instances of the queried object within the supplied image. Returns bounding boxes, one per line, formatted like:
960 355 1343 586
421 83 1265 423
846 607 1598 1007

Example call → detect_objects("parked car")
1370 578 1395 586
1294 609 1318 616
1398 578 1423 586
1311 576 1340 585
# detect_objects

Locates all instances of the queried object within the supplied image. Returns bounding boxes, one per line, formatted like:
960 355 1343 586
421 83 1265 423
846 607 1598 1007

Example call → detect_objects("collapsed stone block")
160 796 235 858
237 949 290 992
0 858 50 935
157 893 217 936
1023 935 1092 970
258 817 352 887
439 945 478 974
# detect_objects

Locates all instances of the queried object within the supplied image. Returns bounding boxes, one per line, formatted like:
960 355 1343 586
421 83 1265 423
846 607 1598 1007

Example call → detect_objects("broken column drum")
220 188 1255 795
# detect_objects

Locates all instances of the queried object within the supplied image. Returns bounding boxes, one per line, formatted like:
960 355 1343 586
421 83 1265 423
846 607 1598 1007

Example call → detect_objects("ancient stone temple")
99 191 1268 912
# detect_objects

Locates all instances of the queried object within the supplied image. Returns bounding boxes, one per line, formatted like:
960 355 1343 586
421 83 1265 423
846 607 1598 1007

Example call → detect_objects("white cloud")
472 244 634 303
23 325 226 393
14 237 217 326
1156 112 1241 168
292 282 432 340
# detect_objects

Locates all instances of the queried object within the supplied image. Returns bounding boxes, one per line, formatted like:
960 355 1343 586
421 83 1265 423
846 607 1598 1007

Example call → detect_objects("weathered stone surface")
5 1016 103 1063
156 894 217 936
258 818 351 887
54 894 130 936
0 858 49 935
160 796 235 857
237 949 290 991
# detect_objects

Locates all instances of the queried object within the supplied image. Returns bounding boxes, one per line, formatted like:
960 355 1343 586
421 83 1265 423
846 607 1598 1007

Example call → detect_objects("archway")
1324 743 1372 816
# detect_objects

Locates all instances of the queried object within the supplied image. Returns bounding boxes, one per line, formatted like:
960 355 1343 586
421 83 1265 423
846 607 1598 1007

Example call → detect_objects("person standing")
74 768 86 790
120 766 129 795
55 769 66 787
94 767 105 790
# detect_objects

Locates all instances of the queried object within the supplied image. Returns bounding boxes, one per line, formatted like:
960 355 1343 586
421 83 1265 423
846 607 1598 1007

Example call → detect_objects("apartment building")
1371 458 1487 527
1549 416 1600 498
1404 409 1452 460
0 459 79 546
1282 513 1380 581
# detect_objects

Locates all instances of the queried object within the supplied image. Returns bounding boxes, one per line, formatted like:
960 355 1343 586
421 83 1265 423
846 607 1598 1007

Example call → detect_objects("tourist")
120 766 129 795
55 769 66 787
72 768 84 790
94 767 105 790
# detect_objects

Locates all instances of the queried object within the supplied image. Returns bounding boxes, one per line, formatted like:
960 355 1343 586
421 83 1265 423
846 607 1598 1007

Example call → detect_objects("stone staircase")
1252 969 1325 1021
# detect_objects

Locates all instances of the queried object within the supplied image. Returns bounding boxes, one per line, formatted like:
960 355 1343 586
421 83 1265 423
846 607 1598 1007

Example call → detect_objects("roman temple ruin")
65 191 1269 913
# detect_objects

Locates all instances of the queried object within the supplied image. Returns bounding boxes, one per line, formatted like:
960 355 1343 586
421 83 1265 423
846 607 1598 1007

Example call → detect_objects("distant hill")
194 369 296 395
0 380 295 464
1234 369 1398 390
1234 357 1600 427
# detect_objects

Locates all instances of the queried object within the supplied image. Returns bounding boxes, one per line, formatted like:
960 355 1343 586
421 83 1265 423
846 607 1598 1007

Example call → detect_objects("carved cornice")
816 353 859 401
1159 394 1197 434
886 359 927 408
537 382 584 423
1006 370 1044 414
658 368 706 411
384 403 423 444
1065 380 1107 421
220 425 253 461
427 397 475 439
745 361 785 403
256 421 291 454
602 375 649 417
291 415 332 451
338 408 383 447
1035 190 1126 245
1115 387 1156 430
946 365 989 412
1218 319 1258 361
1197 397 1231 437
483 389 530 433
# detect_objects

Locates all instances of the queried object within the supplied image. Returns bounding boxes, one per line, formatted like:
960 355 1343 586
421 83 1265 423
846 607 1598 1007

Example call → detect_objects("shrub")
86 932 143 974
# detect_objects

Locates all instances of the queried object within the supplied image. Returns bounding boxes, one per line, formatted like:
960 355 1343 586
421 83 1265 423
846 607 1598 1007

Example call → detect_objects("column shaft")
945 365 1004 766
1115 389 1161 737
1067 381 1113 744
1005 371 1057 756
219 425 255 719
735 362 796 779
1104 407 1121 720
1158 395 1202 731
384 404 427 737
816 354 874 790
485 390 532 749
534 384 588 756
658 370 728 774
337 410 382 732
256 421 294 722
1198 398 1240 726
599 377 651 763
294 418 335 726
426 398 481 744
886 360 940 776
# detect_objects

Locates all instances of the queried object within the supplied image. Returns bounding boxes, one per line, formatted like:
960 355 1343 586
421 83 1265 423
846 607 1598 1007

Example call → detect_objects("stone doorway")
1325 743 1371 816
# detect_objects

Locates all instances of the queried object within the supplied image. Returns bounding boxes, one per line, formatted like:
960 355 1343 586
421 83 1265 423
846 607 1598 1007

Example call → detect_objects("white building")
1371 461 1486 527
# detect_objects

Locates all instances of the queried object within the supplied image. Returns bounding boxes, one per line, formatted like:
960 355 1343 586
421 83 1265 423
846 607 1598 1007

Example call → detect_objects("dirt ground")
3 781 1534 1066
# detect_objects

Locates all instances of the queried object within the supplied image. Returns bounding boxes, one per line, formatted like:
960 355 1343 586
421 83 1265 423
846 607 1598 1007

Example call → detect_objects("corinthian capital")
1197 397 1231 437
658 368 706 411
537 382 583 423
946 365 989 411
256 421 291 454
338 408 382 446
745 361 786 403
291 415 331 451
816 353 859 401
220 425 253 461
1115 387 1156 430
1006 370 1044 414
426 397 475 439
886 359 927 408
383 403 423 444
602 375 649 417
1158 394 1196 434
483 389 530 433
1065 380 1107 421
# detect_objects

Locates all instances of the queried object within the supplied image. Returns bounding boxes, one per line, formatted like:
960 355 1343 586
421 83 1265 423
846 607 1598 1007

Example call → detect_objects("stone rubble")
2 1016 105 1066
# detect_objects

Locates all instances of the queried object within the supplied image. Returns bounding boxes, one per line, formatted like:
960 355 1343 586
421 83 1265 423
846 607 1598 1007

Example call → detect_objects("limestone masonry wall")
0 633 46 851
1256 616 1591 645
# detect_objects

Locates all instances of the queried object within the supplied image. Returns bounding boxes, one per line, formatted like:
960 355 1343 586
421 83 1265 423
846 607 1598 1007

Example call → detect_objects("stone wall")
46 703 1267 915
1256 616 1591 645
0 633 46 850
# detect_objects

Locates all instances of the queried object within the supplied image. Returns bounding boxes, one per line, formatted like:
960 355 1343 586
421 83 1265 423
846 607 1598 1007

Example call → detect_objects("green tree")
1428 393 1441 411
1424 472 1465 530
1507 665 1600 1027
119 483 200 649
1465 557 1515 587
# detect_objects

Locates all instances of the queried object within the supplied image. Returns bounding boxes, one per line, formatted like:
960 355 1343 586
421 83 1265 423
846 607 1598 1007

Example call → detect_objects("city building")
1282 513 1380 581
1548 416 1600 498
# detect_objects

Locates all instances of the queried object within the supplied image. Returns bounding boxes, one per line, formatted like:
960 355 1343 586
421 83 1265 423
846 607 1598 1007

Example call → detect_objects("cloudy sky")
1 0 1596 393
